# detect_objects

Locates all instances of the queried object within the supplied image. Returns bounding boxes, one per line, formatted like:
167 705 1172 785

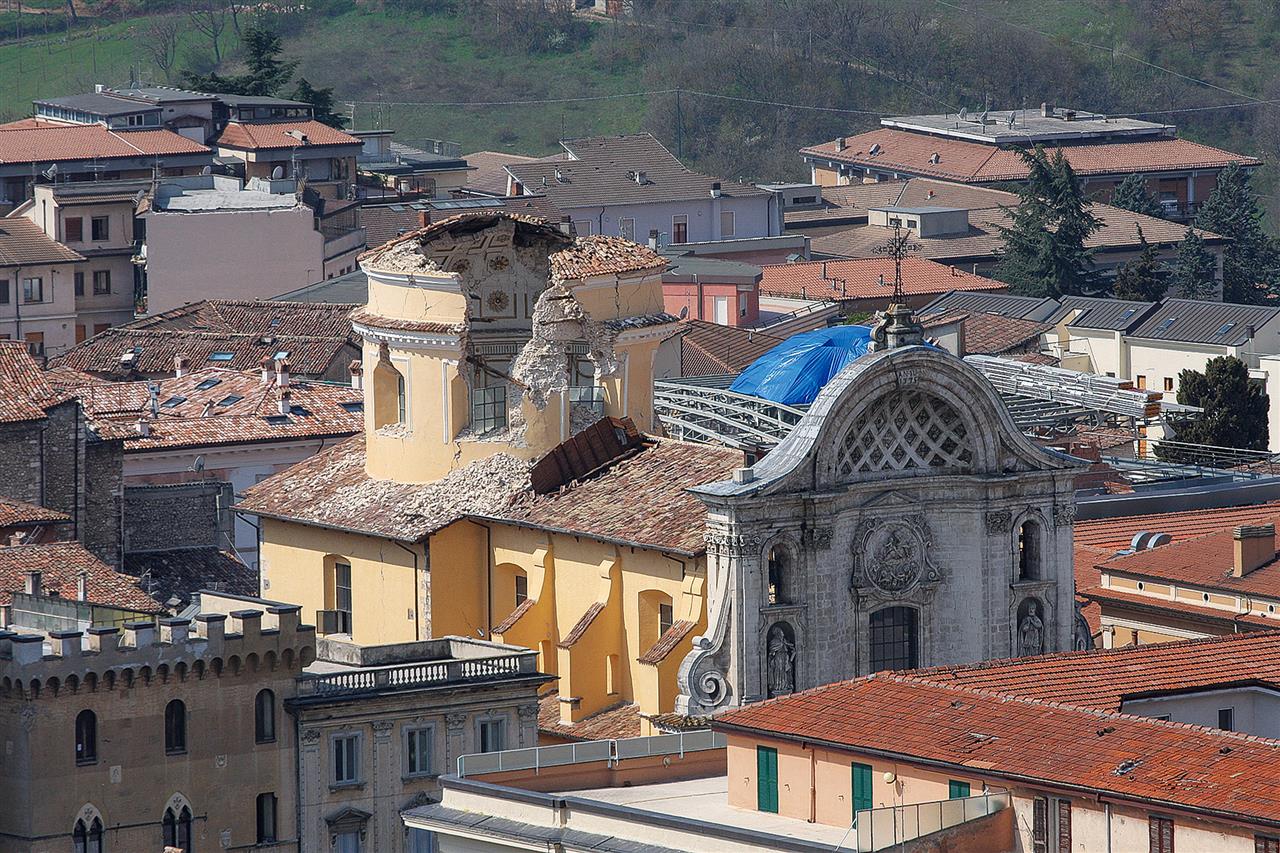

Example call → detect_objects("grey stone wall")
124 480 234 553
0 421 43 507
83 439 124 566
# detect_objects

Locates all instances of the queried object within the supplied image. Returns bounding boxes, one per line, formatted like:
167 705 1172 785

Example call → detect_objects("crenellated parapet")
0 605 317 699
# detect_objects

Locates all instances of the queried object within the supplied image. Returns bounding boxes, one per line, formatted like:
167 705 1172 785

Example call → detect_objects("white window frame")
404 724 435 778
619 217 636 241
331 731 362 786
22 277 43 304
573 220 592 236
720 210 735 238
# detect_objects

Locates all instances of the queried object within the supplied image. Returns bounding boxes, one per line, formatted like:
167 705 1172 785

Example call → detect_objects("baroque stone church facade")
677 342 1083 715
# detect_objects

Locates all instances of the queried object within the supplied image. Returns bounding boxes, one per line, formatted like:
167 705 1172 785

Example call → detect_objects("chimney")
201 401 214 417
1233 524 1275 577
24 570 41 597
136 418 150 438
348 360 363 390
710 181 722 198
417 209 430 229
1041 102 1054 118
836 136 847 151
8 533 22 547
275 358 291 388
647 229 659 251
174 353 190 377
634 170 647 185
261 355 273 385
76 570 88 602
278 387 292 416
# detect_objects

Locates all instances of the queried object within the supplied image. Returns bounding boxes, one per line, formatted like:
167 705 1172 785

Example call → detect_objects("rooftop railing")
853 791 1010 852
457 729 725 777
298 651 536 698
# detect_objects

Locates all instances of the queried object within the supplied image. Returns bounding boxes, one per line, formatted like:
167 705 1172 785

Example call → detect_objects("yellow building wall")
258 518 423 647
427 520 489 639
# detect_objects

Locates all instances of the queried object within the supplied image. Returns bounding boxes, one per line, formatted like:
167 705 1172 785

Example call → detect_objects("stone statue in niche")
1018 600 1045 657
766 622 796 698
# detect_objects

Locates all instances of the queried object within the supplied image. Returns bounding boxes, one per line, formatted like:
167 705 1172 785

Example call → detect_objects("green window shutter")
852 762 873 820
756 746 779 813
948 780 971 799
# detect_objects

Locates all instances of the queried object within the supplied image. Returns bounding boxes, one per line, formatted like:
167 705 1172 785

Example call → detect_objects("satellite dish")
1006 112 1017 128
271 166 285 180
201 165 212 175
678 305 689 320
192 454 205 472
958 107 967 121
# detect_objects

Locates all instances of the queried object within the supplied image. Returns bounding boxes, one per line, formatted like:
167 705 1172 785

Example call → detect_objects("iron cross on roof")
873 224 922 304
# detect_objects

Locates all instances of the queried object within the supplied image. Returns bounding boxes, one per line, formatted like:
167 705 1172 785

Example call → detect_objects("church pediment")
857 489 923 510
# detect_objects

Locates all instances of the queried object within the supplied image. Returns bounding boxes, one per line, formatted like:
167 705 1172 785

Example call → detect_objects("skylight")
1216 322 1236 336
1119 308 1136 321
208 352 235 362
290 405 312 417
195 378 222 391
161 396 187 408
217 394 244 407
340 401 364 413
273 350 290 360
1155 318 1177 332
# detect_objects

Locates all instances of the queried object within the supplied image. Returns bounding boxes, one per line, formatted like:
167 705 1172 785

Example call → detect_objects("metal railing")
298 653 528 697
854 792 1010 852
457 729 725 777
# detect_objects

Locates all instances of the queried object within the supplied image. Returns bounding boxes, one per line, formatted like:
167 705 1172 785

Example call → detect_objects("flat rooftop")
556 776 852 848
881 108 1176 145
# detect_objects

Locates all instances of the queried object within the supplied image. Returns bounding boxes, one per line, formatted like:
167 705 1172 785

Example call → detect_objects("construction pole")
675 89 683 159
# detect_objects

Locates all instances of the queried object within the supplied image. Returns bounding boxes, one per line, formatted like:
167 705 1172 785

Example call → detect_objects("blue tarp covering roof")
729 325 873 406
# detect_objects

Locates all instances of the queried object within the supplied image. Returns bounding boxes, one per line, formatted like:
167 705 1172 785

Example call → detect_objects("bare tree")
188 0 229 65
143 16 181 82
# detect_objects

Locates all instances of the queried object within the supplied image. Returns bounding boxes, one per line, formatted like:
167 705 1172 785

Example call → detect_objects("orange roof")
0 541 163 611
0 122 208 165
1079 584 1277 631
758 256 1005 301
715 667 1280 828
0 496 70 529
801 128 1261 183
215 120 361 151
550 234 667 280
0 341 72 423
1074 501 1280 550
1099 527 1280 597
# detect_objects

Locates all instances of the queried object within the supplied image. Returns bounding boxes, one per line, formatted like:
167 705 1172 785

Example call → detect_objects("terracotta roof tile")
492 597 535 635
123 548 255 607
0 217 84 266
961 313 1050 355
0 122 209 164
557 601 605 649
715 669 1280 827
758 256 1004 301
214 120 360 151
1074 502 1280 551
463 150 538 195
1099 528 1280 598
349 309 460 335
637 620 697 665
537 692 642 742
0 497 71 529
0 542 163 611
678 320 780 377
0 341 73 423
550 234 667 280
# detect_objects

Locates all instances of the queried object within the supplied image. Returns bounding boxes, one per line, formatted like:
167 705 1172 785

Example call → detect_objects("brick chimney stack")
174 353 190 377
418 209 431 229
1233 524 1276 577
261 356 273 385
349 360 363 390
275 358 291 388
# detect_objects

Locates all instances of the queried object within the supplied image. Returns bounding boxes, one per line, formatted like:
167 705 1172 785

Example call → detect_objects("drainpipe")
808 742 817 823
695 274 703 321
485 524 493 639
13 264 22 347
391 539 421 641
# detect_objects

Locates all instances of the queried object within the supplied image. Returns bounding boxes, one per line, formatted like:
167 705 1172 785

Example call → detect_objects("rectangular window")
256 793 277 843
336 830 361 853
1033 796 1048 853
720 210 736 238
74 272 85 297
93 270 111 295
514 574 528 606
25 332 44 357
0 279 8 304
22 278 43 303
1150 816 1174 853
659 602 674 636
1136 374 1147 389
573 220 592 237
332 733 360 785
65 216 83 242
1163 377 1174 392
334 562 353 635
713 295 730 325
672 214 689 244
1056 799 1072 853
406 726 433 777
470 385 507 435
948 780 970 799
397 373 406 424
409 828 437 853
619 217 635 241
479 718 506 753
1218 707 1234 731
91 216 109 241
1257 836 1280 853
851 762 872 820
756 745 779 813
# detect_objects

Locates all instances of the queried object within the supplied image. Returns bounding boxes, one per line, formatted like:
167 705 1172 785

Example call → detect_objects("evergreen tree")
1109 173 1163 219
1112 226 1167 302
1169 229 1218 300
995 146 1100 298
183 25 298 98
291 78 345 128
1161 356 1269 455
1194 163 1280 304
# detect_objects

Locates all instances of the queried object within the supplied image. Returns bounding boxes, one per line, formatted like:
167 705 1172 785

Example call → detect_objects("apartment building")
0 218 85 357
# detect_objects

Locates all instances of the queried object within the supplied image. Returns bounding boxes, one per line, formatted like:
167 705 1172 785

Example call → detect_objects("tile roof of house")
464 150 539 195
678 320 781 377
1049 296 1157 331
1097 528 1280 598
810 202 1222 263
214 120 361 151
1077 584 1277 631
0 497 71 529
0 120 210 164
238 435 533 542
961 313 1051 355
784 178 1019 226
913 629 1280 710
1074 501 1280 550
1127 298 1280 346
550 234 667 280
491 439 743 555
637 620 698 665
0 541 163 611
68 367 363 452
759 256 1004 301
49 300 358 378
506 133 767 209
920 291 1056 320
0 341 73 423
558 601 606 649
714 669 1280 828
0 217 84 266
537 692 643 742
123 548 255 607
801 128 1261 183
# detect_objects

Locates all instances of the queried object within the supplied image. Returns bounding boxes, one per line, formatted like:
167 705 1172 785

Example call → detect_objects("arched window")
255 689 276 744
75 710 97 765
869 607 919 672
372 358 407 429
766 546 790 606
164 700 186 754
162 805 193 852
73 816 103 853
1018 520 1042 581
